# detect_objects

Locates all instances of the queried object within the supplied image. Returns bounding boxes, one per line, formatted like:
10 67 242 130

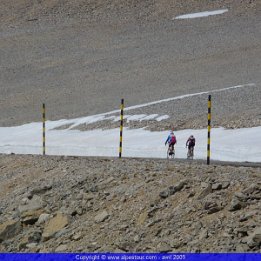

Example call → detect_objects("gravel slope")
0 0 260 126
0 154 260 252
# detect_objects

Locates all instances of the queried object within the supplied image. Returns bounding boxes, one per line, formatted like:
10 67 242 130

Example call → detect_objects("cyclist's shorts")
188 144 195 149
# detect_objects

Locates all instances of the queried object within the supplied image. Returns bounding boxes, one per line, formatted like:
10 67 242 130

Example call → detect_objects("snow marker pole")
42 103 46 156
207 95 211 165
119 99 124 158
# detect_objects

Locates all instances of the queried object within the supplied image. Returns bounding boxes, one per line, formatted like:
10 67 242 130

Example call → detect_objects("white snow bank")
0 123 260 162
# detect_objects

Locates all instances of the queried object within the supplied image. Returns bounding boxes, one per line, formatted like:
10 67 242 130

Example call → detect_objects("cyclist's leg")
167 144 171 157
188 145 192 158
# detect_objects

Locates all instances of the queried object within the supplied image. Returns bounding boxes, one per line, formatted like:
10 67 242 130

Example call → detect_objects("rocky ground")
0 154 260 252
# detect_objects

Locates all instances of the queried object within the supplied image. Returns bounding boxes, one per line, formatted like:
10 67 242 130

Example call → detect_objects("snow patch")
0 123 260 162
174 9 228 19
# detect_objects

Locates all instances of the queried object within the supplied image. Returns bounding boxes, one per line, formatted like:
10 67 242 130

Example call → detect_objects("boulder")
247 227 261 248
31 184 52 196
204 201 220 214
42 213 69 241
55 244 68 252
160 180 188 199
229 197 246 212
0 220 22 242
18 195 43 214
21 209 43 225
212 183 222 190
197 184 212 200
169 180 188 195
243 184 260 195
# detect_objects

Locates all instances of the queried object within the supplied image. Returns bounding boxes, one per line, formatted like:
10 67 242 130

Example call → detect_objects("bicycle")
167 145 175 159
187 146 194 160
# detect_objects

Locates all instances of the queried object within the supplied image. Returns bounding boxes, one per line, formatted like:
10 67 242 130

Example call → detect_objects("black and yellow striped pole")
119 99 124 158
207 95 211 165
42 103 46 156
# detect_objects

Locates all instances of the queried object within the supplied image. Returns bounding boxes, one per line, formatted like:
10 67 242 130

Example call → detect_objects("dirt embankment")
0 154 260 252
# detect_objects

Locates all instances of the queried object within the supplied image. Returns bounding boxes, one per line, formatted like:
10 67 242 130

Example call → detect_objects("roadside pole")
42 103 46 156
119 99 124 158
207 95 211 165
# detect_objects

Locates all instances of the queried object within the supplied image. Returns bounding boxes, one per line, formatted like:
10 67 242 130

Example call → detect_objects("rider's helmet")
190 135 194 139
170 131 174 134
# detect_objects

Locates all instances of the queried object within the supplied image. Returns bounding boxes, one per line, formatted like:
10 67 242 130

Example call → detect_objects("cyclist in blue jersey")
165 131 177 155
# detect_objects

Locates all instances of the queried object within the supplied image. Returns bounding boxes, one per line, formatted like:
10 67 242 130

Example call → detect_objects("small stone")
18 236 30 250
222 182 230 189
72 232 82 241
159 191 168 199
137 211 148 226
212 183 222 190
94 210 110 223
90 186 98 193
104 191 110 196
134 235 140 243
76 207 83 216
106 194 114 201
188 191 195 198
201 182 209 188
37 213 51 225
26 243 38 249
21 198 29 205
239 211 258 222
199 229 208 240
157 242 172 253
76 193 83 200
55 244 68 252
236 244 248 252
83 194 94 201
234 192 248 201
28 231 42 243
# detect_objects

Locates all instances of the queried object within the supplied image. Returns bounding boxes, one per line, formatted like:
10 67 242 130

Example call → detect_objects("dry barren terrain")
0 155 260 252
0 0 260 127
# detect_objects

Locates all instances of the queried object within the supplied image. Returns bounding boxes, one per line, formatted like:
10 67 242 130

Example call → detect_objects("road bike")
167 145 175 159
187 146 194 160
